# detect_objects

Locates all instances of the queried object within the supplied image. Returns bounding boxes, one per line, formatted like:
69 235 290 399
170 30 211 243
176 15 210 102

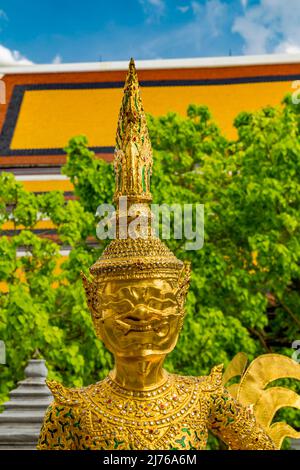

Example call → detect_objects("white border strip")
15 174 68 181
16 249 71 257
1 53 300 75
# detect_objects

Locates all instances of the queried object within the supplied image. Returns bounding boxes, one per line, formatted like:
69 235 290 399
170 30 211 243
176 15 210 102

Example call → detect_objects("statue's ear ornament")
176 261 191 310
81 272 102 318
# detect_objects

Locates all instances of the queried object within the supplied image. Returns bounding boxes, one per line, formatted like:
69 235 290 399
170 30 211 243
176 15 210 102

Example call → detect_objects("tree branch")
248 326 272 352
278 301 300 329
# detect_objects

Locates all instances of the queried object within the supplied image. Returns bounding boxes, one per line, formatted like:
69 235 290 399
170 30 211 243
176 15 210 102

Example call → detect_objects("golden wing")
223 353 300 449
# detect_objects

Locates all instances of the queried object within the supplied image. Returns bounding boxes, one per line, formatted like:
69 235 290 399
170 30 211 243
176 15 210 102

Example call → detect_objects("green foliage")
0 101 299 436
0 172 112 400
148 103 299 380
63 135 115 213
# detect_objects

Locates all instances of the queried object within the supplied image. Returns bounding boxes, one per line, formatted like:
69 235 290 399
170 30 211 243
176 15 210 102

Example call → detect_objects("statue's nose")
129 305 152 320
135 304 147 316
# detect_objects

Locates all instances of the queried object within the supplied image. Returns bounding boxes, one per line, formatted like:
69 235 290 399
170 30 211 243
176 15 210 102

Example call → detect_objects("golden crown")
89 59 187 282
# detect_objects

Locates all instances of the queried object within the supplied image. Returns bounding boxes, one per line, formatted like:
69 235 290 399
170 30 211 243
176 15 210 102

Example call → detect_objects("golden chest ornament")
81 375 209 450
44 369 223 451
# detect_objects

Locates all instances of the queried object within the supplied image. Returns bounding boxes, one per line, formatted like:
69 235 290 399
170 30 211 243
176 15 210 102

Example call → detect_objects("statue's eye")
148 299 161 310
102 299 134 317
148 298 176 311
116 301 132 313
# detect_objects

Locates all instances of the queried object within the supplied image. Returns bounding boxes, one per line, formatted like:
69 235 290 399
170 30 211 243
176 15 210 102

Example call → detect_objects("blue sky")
0 0 300 65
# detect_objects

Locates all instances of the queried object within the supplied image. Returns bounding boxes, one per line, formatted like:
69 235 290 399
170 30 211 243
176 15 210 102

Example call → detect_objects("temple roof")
1 54 299 169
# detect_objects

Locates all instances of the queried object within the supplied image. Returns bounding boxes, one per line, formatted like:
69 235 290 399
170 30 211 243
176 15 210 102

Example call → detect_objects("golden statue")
37 59 300 451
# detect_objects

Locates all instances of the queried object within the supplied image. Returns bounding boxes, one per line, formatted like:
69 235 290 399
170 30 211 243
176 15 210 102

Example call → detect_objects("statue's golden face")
93 279 183 358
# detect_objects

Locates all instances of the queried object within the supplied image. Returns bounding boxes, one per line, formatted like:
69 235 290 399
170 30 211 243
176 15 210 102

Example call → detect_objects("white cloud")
0 10 8 21
0 9 8 33
0 10 33 65
233 14 269 54
177 6 189 13
240 0 247 8
192 0 227 38
191 1 201 15
139 0 166 23
0 44 33 66
274 42 300 55
52 54 62 64
233 0 300 54
135 0 229 58
0 10 33 66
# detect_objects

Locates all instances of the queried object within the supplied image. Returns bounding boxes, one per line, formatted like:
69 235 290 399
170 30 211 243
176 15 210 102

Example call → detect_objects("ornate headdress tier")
89 59 187 282
113 58 152 204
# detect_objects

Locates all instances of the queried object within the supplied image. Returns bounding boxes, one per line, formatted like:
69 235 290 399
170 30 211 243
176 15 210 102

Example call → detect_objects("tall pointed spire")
85 59 186 283
113 58 152 203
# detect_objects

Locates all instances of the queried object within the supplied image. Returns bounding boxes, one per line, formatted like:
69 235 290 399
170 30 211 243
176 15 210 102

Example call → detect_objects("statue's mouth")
116 313 169 335
119 316 158 332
